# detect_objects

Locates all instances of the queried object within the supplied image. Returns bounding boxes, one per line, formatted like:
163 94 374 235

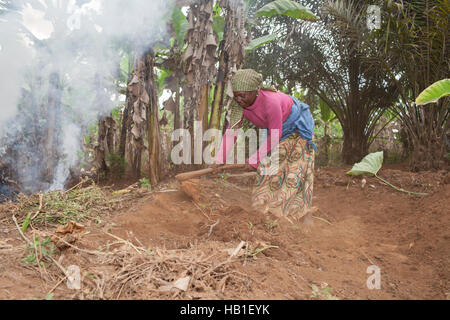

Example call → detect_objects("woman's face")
233 91 258 108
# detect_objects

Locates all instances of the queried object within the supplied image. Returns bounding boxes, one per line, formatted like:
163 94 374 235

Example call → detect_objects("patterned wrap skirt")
251 132 315 220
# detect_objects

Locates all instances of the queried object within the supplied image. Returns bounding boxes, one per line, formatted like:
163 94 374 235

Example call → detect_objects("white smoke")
0 0 171 191
0 15 32 126
50 121 81 191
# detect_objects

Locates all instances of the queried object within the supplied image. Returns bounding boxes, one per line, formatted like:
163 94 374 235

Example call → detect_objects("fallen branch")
46 275 68 297
64 177 90 194
207 220 220 237
103 231 144 255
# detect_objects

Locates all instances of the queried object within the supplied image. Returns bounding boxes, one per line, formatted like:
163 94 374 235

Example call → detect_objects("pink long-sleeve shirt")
215 90 294 168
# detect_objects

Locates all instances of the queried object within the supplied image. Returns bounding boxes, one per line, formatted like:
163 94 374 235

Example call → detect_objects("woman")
214 69 317 224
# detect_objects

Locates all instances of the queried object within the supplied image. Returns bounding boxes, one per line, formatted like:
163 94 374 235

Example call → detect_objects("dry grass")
0 178 150 229
88 243 252 300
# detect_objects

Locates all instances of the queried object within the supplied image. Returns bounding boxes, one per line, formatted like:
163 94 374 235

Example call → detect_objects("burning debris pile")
0 0 169 194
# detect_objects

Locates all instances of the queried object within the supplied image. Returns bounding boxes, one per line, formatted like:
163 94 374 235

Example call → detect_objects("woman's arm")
214 124 240 164
246 103 283 168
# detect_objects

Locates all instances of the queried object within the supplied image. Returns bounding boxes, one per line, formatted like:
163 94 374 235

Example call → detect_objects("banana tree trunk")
119 80 133 159
174 74 182 131
146 51 162 186
209 50 225 130
126 53 151 179
199 84 209 132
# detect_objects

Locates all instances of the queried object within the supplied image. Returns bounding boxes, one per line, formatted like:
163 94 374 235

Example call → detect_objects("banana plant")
415 79 450 106
245 0 319 52
256 0 319 20
347 152 428 196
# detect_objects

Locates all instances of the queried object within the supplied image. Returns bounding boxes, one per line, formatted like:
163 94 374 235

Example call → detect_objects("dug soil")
0 165 449 300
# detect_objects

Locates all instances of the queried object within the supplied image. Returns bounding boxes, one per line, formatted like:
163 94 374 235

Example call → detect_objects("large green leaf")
415 79 450 105
256 0 319 21
245 33 278 51
347 152 383 176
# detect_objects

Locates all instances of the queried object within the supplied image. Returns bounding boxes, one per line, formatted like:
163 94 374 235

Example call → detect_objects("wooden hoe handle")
175 164 245 182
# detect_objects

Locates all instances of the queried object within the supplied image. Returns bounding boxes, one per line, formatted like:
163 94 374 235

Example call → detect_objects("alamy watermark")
366 265 381 290
170 121 280 175
67 265 81 290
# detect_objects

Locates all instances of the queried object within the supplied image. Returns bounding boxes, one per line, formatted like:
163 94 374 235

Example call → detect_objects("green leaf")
246 33 278 51
22 213 32 233
256 0 319 21
84 134 91 145
158 69 173 93
415 79 450 105
213 15 226 44
172 7 188 45
319 97 332 123
347 152 384 176
111 107 121 120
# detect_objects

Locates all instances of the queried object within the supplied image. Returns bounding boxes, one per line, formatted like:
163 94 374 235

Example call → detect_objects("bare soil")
0 165 448 300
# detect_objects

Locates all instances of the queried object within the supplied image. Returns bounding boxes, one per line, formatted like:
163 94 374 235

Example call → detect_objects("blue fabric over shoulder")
281 96 317 151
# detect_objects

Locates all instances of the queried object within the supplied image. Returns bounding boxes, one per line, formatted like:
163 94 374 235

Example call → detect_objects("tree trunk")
406 103 449 171
96 115 115 177
96 119 108 174
209 50 225 130
410 135 447 171
319 125 331 166
342 125 369 165
183 1 217 167
93 74 115 178
119 86 132 158
174 75 182 131
199 84 209 132
146 51 162 186
127 53 151 179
